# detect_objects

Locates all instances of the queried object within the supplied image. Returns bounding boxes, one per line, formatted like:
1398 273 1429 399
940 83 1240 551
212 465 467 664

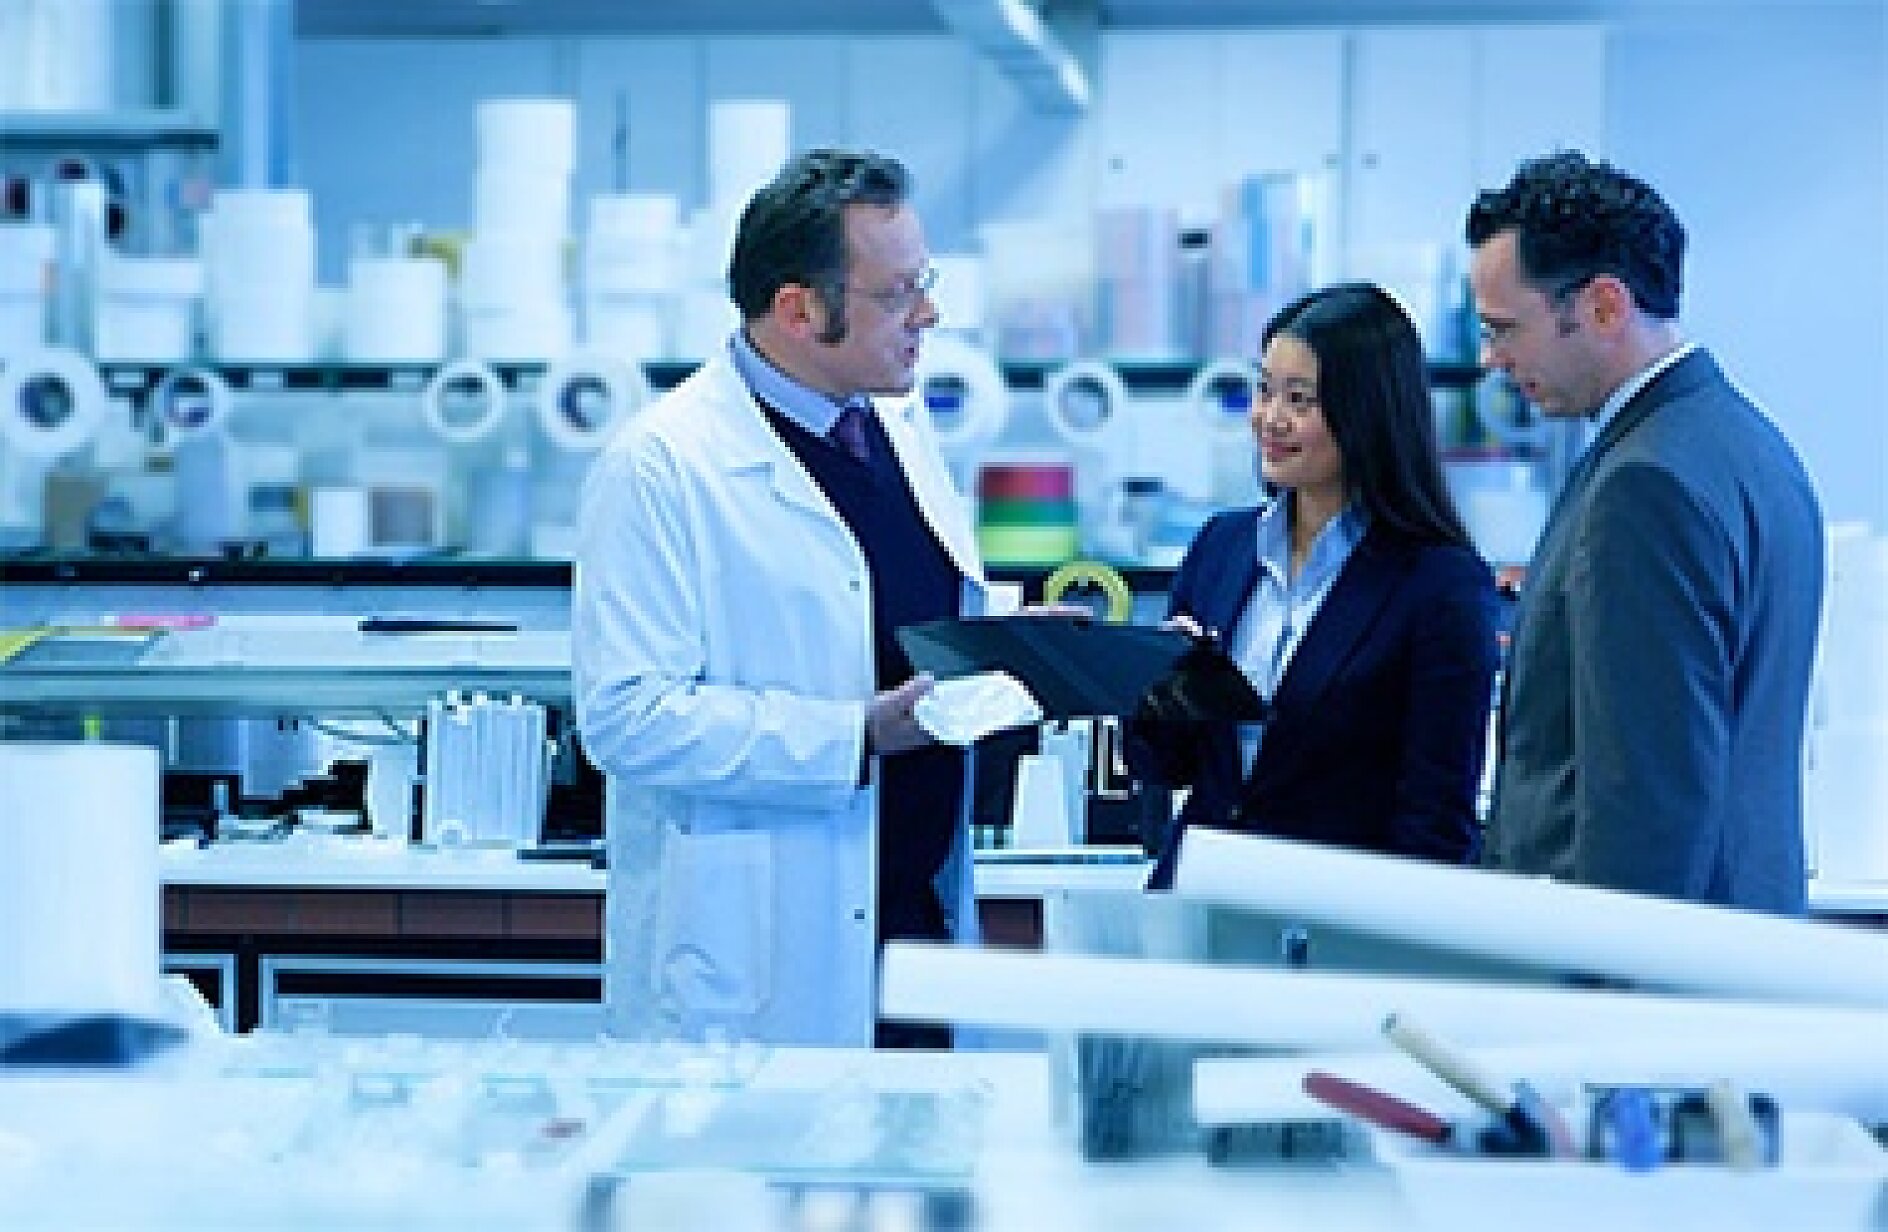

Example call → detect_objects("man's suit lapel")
1253 532 1406 772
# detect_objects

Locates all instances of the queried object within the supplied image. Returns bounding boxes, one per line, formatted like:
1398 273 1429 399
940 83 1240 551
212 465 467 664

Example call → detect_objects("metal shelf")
0 108 219 151
92 355 1482 404
0 628 571 718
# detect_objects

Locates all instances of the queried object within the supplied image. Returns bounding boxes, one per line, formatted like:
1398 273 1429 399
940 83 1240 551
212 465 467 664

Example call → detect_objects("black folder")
896 618 1268 721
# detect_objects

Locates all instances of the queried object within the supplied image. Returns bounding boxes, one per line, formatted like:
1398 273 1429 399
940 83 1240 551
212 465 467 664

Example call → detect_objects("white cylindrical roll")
914 331 1007 454
345 255 447 363
0 223 55 356
589 192 679 238
473 167 571 237
878 942 1888 1050
537 352 650 451
707 99 790 208
0 346 107 458
582 293 670 360
1172 829 1888 1008
477 98 576 176
93 255 203 362
421 359 508 445
0 743 162 1015
1187 357 1258 441
150 366 232 441
1042 359 1127 450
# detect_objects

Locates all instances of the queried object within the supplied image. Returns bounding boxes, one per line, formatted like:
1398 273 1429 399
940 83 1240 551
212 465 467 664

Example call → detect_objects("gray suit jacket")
1484 349 1824 913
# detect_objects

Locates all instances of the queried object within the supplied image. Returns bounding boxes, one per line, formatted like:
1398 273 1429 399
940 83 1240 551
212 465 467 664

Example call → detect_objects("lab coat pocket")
654 828 775 1019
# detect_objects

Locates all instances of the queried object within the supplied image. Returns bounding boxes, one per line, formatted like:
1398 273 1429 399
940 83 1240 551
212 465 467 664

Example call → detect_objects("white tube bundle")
878 942 1888 1051
1171 828 1888 1008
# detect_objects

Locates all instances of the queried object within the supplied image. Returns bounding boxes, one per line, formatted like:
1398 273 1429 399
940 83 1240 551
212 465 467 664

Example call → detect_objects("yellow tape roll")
1042 559 1134 624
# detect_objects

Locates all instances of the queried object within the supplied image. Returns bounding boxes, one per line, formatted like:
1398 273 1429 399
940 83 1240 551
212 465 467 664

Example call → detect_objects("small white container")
0 223 52 357
1373 1109 1888 1232
94 256 203 361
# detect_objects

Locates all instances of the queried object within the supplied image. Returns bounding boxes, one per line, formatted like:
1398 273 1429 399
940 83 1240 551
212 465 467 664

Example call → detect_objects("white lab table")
0 1034 1410 1231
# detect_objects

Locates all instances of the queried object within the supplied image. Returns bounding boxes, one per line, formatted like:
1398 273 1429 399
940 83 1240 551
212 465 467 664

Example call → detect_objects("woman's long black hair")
1263 282 1473 550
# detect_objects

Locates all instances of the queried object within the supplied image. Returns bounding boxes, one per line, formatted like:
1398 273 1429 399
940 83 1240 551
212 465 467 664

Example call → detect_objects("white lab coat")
572 350 988 1047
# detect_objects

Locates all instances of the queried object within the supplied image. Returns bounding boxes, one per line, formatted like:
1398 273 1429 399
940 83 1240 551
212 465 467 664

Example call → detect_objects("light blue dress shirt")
1227 495 1369 773
729 329 858 437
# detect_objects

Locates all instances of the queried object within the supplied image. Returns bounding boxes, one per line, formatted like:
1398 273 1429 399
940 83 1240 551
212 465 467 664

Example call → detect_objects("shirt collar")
728 328 855 438
1255 494 1368 590
1587 341 1695 447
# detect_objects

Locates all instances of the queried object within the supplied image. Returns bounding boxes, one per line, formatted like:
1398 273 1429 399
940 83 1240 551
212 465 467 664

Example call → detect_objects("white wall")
1606 4 1888 526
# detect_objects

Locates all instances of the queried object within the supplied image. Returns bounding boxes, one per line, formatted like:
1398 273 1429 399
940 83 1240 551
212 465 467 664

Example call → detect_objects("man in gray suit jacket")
1468 151 1824 914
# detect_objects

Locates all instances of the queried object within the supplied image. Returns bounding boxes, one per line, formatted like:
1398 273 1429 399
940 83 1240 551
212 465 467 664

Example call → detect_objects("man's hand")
866 674 936 757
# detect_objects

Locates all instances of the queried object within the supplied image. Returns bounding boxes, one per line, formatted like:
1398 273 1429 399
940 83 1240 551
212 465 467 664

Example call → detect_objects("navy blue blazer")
1132 511 1501 889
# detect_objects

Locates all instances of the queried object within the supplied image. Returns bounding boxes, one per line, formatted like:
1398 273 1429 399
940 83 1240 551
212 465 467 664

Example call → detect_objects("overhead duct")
932 0 1092 113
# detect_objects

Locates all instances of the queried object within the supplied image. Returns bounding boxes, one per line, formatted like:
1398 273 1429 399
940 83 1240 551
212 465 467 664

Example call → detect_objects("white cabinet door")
1097 30 1226 216
1348 27 1478 256
1215 29 1346 183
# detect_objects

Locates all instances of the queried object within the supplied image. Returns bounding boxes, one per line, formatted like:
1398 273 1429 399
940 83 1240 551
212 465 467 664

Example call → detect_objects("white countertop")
159 839 1152 898
0 1036 1411 1231
157 840 1888 914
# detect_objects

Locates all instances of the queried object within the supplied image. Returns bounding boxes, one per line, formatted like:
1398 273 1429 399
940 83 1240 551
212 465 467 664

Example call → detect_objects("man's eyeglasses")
844 264 938 316
1478 273 1596 349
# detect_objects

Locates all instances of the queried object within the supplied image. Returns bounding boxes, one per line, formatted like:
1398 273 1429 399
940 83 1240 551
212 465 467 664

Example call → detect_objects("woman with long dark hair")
1133 283 1500 889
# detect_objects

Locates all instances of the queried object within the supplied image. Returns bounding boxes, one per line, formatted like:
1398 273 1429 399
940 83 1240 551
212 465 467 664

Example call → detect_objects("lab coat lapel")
698 354 850 527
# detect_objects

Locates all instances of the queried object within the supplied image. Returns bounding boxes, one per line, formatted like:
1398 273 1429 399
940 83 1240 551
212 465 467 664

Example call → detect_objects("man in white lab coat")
572 149 988 1048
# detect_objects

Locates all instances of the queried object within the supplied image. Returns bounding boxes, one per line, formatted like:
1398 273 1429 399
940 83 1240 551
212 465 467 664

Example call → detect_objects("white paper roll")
150 366 232 441
707 99 789 208
476 97 575 176
344 255 447 363
1186 357 1258 441
878 941 1888 1051
0 743 162 1014
1042 359 1127 449
0 345 107 457
1172 829 1888 1008
421 359 508 445
536 352 650 451
914 332 1007 454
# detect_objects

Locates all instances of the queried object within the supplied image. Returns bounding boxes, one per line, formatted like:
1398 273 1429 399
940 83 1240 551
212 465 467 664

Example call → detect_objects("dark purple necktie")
830 403 872 464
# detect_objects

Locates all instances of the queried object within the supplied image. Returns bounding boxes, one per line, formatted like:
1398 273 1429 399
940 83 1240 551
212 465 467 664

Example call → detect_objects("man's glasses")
1479 273 1596 348
844 264 938 316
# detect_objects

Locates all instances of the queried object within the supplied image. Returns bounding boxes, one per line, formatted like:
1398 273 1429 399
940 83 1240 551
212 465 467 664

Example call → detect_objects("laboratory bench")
0 1031 1420 1232
156 840 1150 1035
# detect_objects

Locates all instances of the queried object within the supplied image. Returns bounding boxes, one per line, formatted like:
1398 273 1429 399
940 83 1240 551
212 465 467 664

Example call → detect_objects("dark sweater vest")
763 407 965 945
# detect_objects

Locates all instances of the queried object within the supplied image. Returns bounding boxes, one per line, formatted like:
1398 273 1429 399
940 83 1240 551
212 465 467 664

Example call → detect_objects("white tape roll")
914 332 1007 453
1041 358 1127 449
150 366 233 441
1187 357 1259 441
421 359 508 445
0 346 107 458
537 352 650 451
